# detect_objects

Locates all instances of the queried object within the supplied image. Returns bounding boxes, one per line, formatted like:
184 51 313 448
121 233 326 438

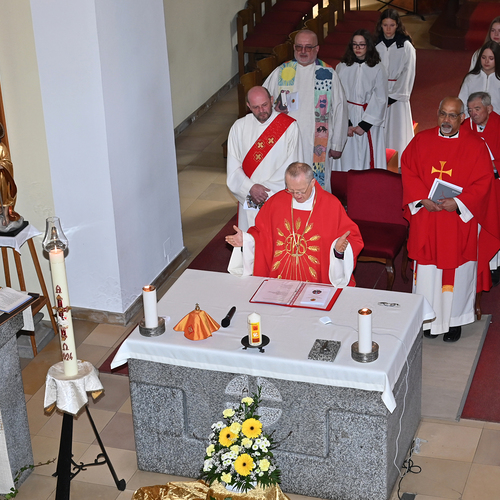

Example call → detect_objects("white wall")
163 0 246 127
0 0 183 314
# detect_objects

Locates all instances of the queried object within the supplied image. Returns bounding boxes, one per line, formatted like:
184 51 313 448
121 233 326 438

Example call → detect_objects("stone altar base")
0 313 33 493
128 334 422 500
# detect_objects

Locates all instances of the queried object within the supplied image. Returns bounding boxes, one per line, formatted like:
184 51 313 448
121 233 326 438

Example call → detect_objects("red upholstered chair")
346 169 409 290
330 170 348 207
237 8 287 77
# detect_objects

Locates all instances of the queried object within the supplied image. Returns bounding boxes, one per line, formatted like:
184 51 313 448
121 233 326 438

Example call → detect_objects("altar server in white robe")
335 29 388 172
375 9 416 169
460 41 500 118
227 86 303 232
263 30 348 192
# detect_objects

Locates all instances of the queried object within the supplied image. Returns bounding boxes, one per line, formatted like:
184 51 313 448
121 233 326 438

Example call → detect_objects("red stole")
242 113 295 178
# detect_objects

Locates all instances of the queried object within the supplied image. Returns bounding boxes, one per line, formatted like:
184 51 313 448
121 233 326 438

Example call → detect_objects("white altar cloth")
112 270 434 412
0 224 41 254
44 361 104 415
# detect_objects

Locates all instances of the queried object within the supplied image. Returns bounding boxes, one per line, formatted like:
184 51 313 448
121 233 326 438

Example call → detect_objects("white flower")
203 459 213 472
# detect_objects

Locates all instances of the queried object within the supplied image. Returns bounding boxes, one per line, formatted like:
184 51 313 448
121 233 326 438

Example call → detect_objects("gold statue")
0 123 23 231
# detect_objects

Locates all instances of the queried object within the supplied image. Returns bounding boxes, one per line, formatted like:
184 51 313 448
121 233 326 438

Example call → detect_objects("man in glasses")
465 92 500 286
402 96 500 342
226 162 363 286
227 86 303 231
264 30 348 193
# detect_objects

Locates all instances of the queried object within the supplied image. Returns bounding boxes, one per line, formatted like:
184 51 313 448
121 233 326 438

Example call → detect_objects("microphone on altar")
221 306 236 328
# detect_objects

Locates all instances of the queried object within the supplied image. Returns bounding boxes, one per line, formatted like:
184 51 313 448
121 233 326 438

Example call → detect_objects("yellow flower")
221 472 232 484
230 422 242 434
206 444 215 457
234 454 254 476
242 418 262 438
219 427 237 447
223 408 235 418
241 397 254 405
230 445 240 454
259 459 270 472
241 438 252 448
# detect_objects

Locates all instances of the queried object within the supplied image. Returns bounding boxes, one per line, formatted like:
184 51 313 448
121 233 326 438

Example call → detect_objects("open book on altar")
428 178 462 203
250 279 342 310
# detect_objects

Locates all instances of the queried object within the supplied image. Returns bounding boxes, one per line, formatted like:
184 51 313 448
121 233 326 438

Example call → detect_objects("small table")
0 224 58 355
44 360 126 500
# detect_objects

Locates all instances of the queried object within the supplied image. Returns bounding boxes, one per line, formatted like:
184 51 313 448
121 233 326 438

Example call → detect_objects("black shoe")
491 269 500 287
443 326 461 342
423 330 437 338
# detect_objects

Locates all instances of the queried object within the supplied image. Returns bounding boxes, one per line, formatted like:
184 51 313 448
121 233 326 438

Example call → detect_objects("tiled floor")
13 4 500 500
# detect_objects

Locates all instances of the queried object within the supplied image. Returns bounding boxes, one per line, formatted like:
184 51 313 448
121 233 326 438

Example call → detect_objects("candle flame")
143 285 156 292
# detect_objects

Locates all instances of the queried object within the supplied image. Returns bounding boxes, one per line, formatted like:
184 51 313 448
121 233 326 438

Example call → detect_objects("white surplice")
334 61 388 171
376 39 416 169
459 70 500 118
264 61 348 191
227 109 302 231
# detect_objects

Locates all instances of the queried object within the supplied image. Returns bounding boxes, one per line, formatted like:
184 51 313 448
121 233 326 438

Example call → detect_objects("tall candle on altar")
43 217 78 377
142 285 158 328
358 308 372 354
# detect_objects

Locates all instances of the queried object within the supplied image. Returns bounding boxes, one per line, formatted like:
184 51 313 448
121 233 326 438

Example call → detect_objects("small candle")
248 312 262 346
358 308 372 354
143 285 158 328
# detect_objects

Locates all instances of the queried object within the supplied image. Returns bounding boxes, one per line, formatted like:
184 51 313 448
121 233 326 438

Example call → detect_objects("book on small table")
0 287 32 313
250 279 341 310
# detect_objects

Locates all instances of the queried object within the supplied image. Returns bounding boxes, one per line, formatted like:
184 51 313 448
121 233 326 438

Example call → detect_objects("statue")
0 123 24 232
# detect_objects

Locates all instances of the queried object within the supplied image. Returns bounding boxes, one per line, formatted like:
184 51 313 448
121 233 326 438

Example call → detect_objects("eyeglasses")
294 44 318 52
438 111 461 120
285 179 313 196
352 43 367 48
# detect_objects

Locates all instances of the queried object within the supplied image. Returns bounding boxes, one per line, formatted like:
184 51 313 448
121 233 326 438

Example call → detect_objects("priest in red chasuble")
402 96 500 342
226 163 364 287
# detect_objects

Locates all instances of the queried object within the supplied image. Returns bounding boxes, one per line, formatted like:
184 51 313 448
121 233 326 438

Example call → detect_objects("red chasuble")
401 127 500 291
247 184 364 285
465 111 500 171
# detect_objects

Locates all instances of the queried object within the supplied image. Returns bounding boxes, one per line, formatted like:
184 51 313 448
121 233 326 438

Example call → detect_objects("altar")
112 270 433 500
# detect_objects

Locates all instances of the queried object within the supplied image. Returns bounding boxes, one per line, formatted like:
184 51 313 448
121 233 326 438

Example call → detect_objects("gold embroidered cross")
255 152 263 161
431 161 452 180
257 141 264 149
268 137 275 145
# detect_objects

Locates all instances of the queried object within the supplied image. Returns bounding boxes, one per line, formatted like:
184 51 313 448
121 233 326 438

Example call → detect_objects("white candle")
358 308 372 354
248 312 262 346
49 248 78 376
142 285 158 328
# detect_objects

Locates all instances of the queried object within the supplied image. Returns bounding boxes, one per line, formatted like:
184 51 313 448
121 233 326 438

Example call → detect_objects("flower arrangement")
200 387 281 492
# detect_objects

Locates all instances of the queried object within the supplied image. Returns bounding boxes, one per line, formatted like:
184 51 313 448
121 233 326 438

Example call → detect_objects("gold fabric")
173 304 220 341
132 481 290 500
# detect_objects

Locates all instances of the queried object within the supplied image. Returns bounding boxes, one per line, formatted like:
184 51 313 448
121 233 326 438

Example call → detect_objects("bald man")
264 30 348 191
227 86 303 231
402 97 500 342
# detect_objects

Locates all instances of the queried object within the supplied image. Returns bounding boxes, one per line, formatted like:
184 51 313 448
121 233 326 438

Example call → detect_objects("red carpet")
461 284 500 423
465 2 499 51
411 49 473 132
